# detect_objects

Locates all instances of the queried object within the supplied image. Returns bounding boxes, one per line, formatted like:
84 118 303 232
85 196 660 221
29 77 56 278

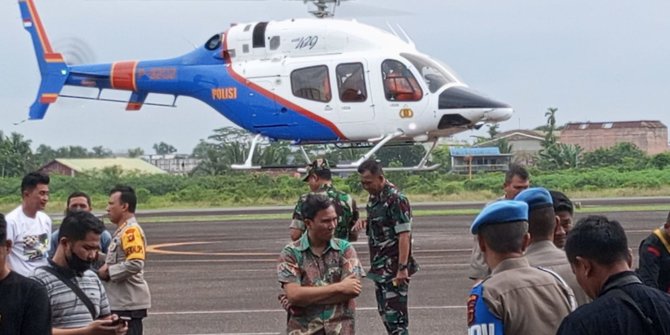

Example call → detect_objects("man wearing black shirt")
0 213 52 335
557 215 670 335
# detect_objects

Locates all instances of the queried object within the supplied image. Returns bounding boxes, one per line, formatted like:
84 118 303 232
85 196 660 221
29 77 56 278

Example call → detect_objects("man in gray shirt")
33 211 127 335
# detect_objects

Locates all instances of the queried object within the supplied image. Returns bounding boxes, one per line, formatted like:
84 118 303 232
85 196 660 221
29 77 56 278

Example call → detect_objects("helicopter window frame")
291 65 332 103
381 59 423 102
400 53 456 93
336 63 367 103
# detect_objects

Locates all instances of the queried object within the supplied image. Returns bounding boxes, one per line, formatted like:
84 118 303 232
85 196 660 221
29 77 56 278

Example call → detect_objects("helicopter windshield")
401 53 457 93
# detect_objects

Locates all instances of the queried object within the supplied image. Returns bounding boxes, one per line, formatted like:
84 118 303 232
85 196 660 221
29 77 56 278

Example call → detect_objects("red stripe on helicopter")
39 93 58 104
221 31 347 140
126 102 142 111
110 61 138 91
25 0 60 63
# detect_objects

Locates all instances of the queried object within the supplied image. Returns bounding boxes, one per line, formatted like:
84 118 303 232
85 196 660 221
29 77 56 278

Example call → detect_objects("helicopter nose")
438 86 510 110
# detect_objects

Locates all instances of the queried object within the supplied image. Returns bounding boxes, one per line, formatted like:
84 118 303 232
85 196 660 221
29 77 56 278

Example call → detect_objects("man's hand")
98 264 110 281
84 319 122 335
393 268 410 286
337 274 362 295
352 219 367 233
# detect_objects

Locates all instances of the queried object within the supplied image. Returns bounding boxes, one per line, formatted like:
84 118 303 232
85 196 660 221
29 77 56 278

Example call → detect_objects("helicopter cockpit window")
291 65 331 103
336 63 367 103
382 60 423 101
401 53 456 93
205 33 222 51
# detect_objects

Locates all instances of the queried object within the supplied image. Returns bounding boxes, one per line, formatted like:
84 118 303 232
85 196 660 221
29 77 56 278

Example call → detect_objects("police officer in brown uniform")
467 200 575 335
515 187 590 306
98 186 151 335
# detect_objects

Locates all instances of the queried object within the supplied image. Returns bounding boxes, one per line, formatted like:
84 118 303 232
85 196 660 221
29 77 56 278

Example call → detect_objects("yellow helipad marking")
147 241 276 257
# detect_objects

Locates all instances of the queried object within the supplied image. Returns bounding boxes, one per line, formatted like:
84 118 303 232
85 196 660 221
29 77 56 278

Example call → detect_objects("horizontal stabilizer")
126 91 148 111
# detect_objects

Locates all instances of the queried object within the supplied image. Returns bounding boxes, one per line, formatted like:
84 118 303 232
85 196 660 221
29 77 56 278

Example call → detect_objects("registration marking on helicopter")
211 87 238 100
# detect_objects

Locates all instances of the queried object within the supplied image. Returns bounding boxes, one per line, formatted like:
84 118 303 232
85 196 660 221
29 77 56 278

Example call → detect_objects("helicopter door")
378 59 428 123
332 61 375 123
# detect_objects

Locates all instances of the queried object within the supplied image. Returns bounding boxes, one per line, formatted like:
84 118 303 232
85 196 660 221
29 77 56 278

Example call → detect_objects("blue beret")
471 200 529 234
514 187 554 210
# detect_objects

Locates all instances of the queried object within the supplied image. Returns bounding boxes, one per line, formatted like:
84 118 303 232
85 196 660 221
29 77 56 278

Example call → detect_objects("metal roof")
449 147 502 156
52 158 166 174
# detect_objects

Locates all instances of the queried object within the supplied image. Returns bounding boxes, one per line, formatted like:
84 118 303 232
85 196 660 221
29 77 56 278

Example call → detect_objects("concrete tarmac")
138 210 667 335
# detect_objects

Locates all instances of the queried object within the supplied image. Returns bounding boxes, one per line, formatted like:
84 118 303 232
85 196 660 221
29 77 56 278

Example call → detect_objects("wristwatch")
398 263 408 271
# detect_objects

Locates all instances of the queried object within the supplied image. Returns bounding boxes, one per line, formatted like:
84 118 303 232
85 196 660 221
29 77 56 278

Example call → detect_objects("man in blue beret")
515 187 588 306
467 201 574 335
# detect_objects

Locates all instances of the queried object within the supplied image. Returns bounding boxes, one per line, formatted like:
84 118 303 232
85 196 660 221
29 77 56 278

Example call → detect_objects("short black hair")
67 191 91 208
21 172 50 193
550 190 574 215
58 211 105 243
528 206 556 239
301 193 333 221
109 185 137 213
479 221 528 254
565 215 629 265
0 214 6 243
505 164 529 184
357 159 384 176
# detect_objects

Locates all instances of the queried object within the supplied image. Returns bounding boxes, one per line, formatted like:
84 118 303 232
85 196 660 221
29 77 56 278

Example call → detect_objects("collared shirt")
32 259 110 329
526 240 591 305
277 233 365 334
365 182 417 282
557 271 670 335
469 257 574 335
105 216 151 310
290 184 359 240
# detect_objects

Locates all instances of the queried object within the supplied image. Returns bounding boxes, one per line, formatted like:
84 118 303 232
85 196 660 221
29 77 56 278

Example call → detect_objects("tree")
487 123 500 139
153 142 177 155
91 145 113 158
537 107 583 170
581 142 648 169
127 147 145 158
0 131 35 177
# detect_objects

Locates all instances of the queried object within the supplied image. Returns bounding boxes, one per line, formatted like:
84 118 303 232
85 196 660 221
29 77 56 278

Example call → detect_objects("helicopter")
19 0 513 172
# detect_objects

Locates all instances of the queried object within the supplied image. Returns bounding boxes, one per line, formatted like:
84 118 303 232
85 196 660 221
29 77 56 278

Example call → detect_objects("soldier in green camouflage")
354 160 418 335
289 159 360 242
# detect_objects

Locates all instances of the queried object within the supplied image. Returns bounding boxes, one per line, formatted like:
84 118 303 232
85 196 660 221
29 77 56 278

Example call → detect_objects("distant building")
475 129 546 165
39 158 167 177
560 120 668 155
144 154 202 175
449 147 512 174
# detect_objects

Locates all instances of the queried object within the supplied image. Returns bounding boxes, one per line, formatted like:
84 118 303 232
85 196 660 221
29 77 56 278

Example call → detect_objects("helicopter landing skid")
231 132 441 172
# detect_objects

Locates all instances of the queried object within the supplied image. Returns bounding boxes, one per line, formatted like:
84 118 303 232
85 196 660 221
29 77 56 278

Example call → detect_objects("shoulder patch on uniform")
467 293 478 326
647 246 661 257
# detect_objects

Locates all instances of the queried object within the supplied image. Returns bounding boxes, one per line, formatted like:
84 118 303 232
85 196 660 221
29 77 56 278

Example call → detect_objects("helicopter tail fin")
19 0 69 120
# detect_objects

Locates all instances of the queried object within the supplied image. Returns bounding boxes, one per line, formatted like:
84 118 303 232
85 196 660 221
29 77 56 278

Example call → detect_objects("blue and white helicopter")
19 0 513 171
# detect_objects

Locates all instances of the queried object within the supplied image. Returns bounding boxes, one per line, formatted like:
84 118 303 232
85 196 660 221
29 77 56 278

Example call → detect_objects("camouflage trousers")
374 281 409 335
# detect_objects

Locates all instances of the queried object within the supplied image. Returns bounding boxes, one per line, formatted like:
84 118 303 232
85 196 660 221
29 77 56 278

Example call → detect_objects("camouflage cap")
303 158 331 181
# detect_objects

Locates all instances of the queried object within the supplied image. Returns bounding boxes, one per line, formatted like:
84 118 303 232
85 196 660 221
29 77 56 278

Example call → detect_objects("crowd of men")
0 172 149 335
1 161 670 334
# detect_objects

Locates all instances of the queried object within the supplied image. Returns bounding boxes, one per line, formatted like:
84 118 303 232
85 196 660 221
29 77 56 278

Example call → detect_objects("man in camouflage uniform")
278 193 365 334
354 160 418 335
289 158 359 242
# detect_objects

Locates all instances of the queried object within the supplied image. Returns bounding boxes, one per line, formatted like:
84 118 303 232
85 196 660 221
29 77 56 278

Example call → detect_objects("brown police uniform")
526 240 591 306
480 257 575 335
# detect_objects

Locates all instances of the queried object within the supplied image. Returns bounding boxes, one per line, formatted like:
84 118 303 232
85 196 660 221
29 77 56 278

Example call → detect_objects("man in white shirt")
5 172 52 276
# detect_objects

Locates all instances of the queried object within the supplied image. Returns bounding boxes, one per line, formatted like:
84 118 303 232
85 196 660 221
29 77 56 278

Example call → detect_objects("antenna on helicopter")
300 0 349 18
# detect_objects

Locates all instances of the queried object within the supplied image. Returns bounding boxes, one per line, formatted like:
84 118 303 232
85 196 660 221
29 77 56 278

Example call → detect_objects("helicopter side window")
291 65 331 103
382 60 422 102
336 63 367 103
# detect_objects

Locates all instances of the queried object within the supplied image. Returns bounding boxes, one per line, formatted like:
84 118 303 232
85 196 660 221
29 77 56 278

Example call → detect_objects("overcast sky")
1 0 669 154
